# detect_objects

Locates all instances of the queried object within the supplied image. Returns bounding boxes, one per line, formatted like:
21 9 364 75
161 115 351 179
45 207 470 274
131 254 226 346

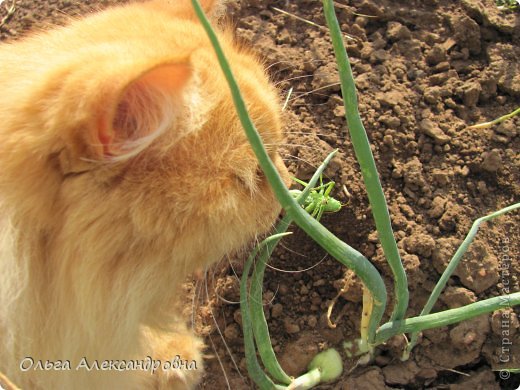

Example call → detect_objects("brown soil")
2 0 519 389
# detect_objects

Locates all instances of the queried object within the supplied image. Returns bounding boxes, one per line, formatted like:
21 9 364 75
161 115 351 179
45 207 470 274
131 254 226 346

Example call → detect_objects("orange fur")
0 1 288 388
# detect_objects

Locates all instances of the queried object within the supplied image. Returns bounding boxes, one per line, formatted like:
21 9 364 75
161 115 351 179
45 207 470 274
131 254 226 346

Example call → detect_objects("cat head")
0 0 288 269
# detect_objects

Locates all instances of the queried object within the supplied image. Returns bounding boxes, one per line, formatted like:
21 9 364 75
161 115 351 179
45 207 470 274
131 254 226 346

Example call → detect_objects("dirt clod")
480 149 503 172
278 332 319 377
345 367 389 390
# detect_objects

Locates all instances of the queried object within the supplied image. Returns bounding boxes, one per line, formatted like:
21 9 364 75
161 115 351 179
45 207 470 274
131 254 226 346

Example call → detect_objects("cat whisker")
190 278 202 331
282 86 293 111
274 74 314 87
207 335 232 390
288 102 331 109
265 61 292 72
267 65 305 80
265 284 280 306
265 253 329 273
226 254 242 283
280 153 321 170
216 294 240 305
288 83 342 101
255 128 331 138
267 60 332 85
215 295 240 305
215 250 268 307
276 242 311 258
195 274 211 329
266 143 326 150
284 132 334 137
203 270 245 382
266 59 330 77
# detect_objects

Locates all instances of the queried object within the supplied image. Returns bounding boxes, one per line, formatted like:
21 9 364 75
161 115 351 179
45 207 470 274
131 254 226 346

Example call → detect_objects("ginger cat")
0 0 287 388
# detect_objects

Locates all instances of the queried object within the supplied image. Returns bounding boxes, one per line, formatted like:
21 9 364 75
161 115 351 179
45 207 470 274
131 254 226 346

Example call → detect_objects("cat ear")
97 63 192 159
198 0 223 13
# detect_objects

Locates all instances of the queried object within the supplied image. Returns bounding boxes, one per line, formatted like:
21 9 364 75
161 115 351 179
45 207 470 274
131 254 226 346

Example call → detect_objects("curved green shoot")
249 151 338 385
249 233 291 385
289 369 322 390
467 106 520 129
244 231 345 390
321 0 408 322
402 202 520 358
192 0 387 345
240 233 292 390
376 292 520 343
282 349 343 390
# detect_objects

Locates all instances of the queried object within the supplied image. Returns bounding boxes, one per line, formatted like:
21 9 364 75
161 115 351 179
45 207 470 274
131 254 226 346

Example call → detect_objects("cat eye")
234 174 252 190
233 166 264 191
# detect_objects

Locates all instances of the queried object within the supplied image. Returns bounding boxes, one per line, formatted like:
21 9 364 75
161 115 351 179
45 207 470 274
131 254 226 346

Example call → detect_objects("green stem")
376 292 520 343
290 368 322 390
321 0 408 322
240 234 292 390
192 0 387 345
250 151 337 384
403 203 520 357
468 106 520 129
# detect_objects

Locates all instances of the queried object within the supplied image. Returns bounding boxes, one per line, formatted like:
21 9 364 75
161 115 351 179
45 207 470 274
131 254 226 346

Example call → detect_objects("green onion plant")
192 0 520 388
